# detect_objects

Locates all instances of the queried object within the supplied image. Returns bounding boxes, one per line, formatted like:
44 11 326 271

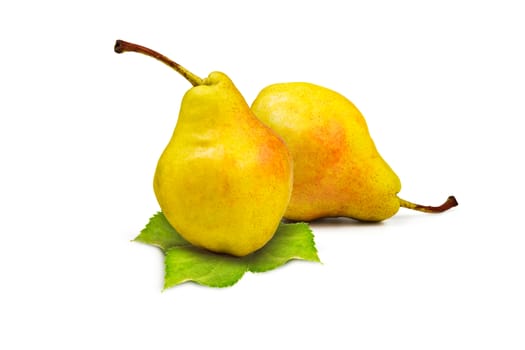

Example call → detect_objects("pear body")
251 82 400 222
154 73 293 256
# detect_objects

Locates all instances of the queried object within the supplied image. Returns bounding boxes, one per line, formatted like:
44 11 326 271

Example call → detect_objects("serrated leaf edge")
136 214 322 289
163 247 248 289
133 211 191 250
249 222 321 273
295 221 321 263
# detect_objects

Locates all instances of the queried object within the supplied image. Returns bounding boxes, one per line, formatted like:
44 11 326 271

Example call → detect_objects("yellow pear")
251 82 457 222
115 40 293 256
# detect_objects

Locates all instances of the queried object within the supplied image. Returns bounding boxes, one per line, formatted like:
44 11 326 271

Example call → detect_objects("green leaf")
134 212 189 249
246 222 321 273
164 246 247 289
135 213 321 288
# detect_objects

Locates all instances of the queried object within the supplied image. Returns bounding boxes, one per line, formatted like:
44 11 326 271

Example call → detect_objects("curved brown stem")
398 195 458 213
114 39 203 86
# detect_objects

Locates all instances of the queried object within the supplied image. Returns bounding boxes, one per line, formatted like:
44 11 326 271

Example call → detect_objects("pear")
251 82 457 222
115 40 293 256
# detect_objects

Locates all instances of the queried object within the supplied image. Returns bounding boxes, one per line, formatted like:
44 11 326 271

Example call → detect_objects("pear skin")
115 41 293 256
251 82 457 222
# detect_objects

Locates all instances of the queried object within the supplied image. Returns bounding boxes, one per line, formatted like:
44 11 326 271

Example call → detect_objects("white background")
1 0 524 349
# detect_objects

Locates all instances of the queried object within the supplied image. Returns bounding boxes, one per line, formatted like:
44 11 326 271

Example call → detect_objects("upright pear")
115 40 293 256
251 82 457 222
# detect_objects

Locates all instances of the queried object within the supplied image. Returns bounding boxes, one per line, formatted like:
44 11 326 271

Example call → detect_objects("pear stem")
398 195 458 213
114 39 204 86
